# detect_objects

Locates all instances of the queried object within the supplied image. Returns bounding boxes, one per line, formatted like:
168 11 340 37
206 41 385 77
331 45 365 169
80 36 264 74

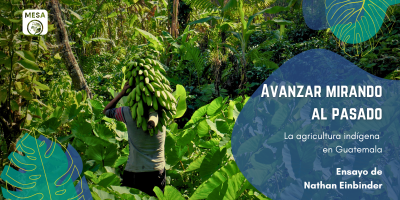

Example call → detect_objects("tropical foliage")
0 0 399 199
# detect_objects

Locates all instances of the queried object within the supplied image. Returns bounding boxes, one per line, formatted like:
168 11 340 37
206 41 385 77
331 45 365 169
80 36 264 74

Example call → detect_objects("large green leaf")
38 118 61 135
198 139 219 148
135 28 163 51
207 96 223 116
15 50 35 61
172 84 187 118
97 172 121 188
197 119 210 137
78 136 111 147
90 99 103 110
199 147 227 179
165 132 187 166
71 120 93 136
110 186 131 196
154 186 185 200
185 154 206 172
86 143 118 167
113 156 128 167
216 120 230 134
94 124 114 140
17 59 41 72
189 161 240 200
189 105 208 124
206 119 224 137
92 187 115 200
66 104 80 121
221 173 246 200
177 129 196 146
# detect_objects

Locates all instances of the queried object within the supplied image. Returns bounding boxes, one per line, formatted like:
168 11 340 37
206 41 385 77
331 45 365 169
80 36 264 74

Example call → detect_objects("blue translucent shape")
231 49 400 199
303 0 329 30
1 133 92 200
75 176 92 200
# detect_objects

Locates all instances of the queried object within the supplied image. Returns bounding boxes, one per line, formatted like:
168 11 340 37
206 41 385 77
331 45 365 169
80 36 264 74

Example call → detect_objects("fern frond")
184 44 205 83
181 0 217 12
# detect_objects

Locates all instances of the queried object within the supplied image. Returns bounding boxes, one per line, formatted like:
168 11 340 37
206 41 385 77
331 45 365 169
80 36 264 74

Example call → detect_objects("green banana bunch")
125 48 177 136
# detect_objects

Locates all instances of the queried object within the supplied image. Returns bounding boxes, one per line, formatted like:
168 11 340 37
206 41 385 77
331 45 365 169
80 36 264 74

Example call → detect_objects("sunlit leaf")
172 84 187 118
15 50 35 61
154 186 185 200
17 60 41 72
197 119 209 137
39 36 48 51
96 172 120 188
33 80 50 90
113 156 128 167
69 9 83 20
14 10 23 16
107 12 118 18
189 161 240 199
207 97 223 116
199 147 227 179
54 53 62 60
92 187 115 200
9 19 21 23
135 28 163 51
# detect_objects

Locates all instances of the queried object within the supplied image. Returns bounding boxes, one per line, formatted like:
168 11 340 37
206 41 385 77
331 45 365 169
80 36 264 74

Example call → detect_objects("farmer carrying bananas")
103 81 166 197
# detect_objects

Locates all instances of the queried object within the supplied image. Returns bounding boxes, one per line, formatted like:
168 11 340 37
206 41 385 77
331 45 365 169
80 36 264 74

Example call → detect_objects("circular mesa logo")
27 20 43 35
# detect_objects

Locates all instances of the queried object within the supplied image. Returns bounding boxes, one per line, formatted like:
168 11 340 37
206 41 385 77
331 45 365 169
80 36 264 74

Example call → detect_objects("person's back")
103 82 166 196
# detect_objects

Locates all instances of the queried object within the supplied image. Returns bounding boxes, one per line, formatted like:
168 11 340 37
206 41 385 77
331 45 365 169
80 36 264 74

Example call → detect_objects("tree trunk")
49 0 93 98
107 8 114 50
170 0 179 38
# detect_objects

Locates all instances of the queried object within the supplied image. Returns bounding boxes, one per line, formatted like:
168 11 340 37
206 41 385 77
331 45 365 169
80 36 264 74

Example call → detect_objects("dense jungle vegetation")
0 0 399 199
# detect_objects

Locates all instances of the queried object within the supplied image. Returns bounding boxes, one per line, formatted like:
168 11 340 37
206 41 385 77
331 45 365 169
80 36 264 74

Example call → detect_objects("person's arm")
147 111 158 129
103 82 131 115
103 81 156 130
